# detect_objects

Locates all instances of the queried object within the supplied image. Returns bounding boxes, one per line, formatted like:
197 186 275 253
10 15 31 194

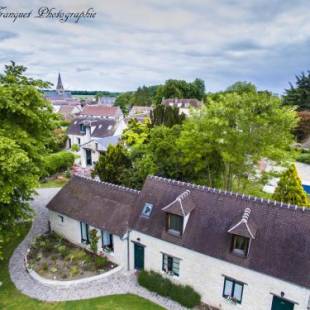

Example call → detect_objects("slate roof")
47 175 140 236
132 176 310 288
67 118 116 138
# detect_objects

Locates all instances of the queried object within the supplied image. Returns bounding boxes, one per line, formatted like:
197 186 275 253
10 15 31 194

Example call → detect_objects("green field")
0 222 164 310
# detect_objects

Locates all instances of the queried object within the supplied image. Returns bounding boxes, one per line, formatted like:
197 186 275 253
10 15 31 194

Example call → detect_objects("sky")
0 0 309 94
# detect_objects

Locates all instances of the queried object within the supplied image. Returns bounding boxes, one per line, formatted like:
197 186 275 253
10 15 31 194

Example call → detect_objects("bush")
42 151 74 177
138 271 201 308
71 144 80 152
95 256 108 269
297 152 310 164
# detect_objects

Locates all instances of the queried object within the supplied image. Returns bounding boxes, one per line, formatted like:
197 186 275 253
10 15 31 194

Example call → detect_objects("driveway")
9 188 185 310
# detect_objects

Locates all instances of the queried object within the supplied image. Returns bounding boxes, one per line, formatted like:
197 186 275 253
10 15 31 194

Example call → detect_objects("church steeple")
56 73 64 94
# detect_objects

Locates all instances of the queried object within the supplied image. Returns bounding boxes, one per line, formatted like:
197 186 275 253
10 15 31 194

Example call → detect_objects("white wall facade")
48 210 127 266
129 230 310 310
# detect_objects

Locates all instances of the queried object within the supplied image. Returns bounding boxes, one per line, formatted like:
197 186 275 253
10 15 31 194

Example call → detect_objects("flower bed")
27 232 117 280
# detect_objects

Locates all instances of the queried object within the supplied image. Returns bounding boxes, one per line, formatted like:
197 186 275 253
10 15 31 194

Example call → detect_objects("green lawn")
0 223 164 310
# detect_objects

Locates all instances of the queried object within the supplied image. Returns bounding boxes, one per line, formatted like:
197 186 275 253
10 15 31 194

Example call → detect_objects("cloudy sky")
0 0 309 93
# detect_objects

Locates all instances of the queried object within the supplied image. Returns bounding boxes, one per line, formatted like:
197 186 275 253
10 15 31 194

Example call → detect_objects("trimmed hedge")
43 151 75 177
138 270 201 308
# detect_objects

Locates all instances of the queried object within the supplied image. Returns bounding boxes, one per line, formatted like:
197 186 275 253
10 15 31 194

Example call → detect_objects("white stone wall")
48 210 128 267
129 230 310 310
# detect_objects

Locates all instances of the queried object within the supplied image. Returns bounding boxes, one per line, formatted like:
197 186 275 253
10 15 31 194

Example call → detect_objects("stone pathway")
9 188 186 310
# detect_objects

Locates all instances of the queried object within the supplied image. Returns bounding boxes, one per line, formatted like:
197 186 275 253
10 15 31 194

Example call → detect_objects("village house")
78 104 124 122
127 106 152 122
67 118 123 168
47 175 310 310
161 98 202 116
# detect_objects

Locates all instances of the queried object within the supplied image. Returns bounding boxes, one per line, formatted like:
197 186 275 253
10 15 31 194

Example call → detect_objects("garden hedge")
42 151 75 177
138 270 201 308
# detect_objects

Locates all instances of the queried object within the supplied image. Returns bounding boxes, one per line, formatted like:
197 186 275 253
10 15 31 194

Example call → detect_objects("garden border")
25 252 123 287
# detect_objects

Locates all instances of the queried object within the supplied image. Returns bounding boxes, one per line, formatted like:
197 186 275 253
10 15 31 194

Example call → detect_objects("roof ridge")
74 174 140 194
148 175 310 213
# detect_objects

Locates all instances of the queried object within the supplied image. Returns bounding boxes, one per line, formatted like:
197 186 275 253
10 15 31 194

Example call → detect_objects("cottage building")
78 104 123 122
127 106 152 122
67 118 124 168
161 98 202 116
47 175 310 310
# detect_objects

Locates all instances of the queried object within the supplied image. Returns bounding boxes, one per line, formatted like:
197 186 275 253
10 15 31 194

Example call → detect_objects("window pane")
162 254 168 271
169 215 183 233
224 279 233 296
233 283 243 301
172 258 180 276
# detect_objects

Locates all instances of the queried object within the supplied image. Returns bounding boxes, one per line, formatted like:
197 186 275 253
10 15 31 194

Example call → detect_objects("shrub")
138 271 201 308
71 144 80 152
90 229 99 255
95 256 108 269
297 152 310 164
42 151 75 177
41 262 48 271
69 265 80 277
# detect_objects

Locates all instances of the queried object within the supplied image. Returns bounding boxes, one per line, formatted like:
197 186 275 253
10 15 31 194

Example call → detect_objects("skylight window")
141 203 153 218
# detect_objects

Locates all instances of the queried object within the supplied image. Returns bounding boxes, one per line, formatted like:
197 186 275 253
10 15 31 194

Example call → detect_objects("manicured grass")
0 223 163 310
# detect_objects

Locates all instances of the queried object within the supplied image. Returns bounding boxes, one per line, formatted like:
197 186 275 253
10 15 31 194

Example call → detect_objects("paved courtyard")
9 188 185 310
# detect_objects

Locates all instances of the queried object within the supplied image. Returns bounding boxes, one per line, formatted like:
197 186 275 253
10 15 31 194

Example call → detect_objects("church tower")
56 73 64 95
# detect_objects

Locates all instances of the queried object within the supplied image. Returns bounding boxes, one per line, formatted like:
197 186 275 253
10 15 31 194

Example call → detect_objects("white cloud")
0 0 309 93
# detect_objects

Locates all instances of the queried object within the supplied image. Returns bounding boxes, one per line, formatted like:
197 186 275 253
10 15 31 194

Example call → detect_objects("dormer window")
167 213 183 236
231 235 249 257
228 208 256 258
80 124 86 134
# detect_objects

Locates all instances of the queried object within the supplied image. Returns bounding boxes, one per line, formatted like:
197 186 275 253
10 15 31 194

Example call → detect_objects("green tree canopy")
150 104 185 127
272 165 309 206
0 62 56 258
155 78 205 104
92 144 131 186
122 118 151 147
283 71 310 111
226 81 257 94
178 91 298 190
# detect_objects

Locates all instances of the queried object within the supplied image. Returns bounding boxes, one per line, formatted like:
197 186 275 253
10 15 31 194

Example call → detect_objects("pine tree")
272 165 309 206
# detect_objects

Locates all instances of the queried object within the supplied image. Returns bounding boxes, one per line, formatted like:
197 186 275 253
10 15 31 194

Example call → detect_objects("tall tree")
154 78 205 104
0 62 56 258
92 144 131 186
178 91 298 191
122 118 151 147
226 81 257 94
150 104 185 127
283 71 310 111
272 165 309 206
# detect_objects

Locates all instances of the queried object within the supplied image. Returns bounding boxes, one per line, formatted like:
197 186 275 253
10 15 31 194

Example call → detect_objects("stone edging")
25 252 123 287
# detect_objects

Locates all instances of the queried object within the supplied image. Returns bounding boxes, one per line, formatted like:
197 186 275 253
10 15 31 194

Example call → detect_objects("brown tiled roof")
79 104 121 118
132 176 310 288
47 176 139 236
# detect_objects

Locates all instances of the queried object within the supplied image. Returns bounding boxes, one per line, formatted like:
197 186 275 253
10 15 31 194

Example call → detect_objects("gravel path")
9 188 186 310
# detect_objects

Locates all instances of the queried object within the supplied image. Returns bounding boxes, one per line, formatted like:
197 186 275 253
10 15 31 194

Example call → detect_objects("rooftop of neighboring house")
67 118 116 138
79 104 122 119
127 106 152 122
99 96 116 105
161 98 202 108
44 90 72 100
58 105 81 121
47 175 140 236
47 174 310 289
82 136 120 152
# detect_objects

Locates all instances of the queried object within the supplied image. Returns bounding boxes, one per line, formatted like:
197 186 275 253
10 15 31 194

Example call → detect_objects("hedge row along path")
9 188 185 310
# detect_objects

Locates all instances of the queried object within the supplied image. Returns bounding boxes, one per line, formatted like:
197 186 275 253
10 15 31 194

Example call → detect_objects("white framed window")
101 230 113 252
80 222 89 244
162 253 180 276
223 277 244 304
